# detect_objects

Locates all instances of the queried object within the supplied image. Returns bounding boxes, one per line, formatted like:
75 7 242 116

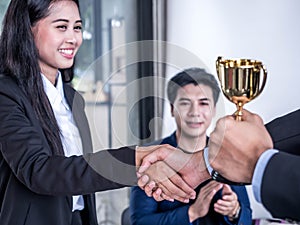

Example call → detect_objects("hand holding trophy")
211 56 267 185
216 56 267 121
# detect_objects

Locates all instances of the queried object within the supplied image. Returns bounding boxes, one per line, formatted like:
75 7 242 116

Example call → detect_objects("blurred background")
1 0 300 224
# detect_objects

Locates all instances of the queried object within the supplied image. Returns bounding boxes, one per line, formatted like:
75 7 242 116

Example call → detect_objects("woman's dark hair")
167 67 221 106
0 0 80 155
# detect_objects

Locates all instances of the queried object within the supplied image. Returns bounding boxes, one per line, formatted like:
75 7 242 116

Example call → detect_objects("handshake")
135 110 273 203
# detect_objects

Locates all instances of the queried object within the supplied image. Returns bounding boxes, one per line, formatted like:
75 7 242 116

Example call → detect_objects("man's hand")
214 184 240 219
209 109 273 183
188 180 223 222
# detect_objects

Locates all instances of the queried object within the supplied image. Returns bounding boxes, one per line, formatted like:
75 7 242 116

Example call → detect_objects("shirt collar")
41 72 70 110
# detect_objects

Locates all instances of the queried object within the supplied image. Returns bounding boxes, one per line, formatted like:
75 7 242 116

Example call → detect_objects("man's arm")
209 108 300 222
252 149 278 203
208 109 273 184
259 109 300 221
266 109 300 155
260 152 300 222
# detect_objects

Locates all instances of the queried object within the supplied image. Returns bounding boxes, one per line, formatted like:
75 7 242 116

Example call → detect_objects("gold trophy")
216 56 267 121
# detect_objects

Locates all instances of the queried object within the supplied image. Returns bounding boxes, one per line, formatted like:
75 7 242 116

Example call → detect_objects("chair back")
121 207 131 225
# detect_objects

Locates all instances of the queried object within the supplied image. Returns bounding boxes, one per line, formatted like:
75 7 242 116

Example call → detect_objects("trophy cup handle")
216 56 223 76
258 64 268 95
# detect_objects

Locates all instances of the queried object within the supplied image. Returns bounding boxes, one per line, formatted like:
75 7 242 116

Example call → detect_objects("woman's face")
31 0 82 79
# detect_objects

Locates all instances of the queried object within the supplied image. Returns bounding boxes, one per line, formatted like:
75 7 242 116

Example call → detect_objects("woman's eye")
57 25 67 30
74 26 82 31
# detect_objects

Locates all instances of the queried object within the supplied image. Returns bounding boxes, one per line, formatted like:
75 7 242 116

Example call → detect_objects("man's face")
171 83 216 139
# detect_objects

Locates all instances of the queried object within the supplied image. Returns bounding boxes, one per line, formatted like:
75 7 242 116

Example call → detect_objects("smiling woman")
0 0 144 225
0 0 154 224
31 1 83 84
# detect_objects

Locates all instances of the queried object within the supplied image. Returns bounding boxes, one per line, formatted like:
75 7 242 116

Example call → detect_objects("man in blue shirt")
130 68 252 225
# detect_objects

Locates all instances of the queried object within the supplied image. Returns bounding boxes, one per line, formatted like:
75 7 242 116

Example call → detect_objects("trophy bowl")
216 56 267 120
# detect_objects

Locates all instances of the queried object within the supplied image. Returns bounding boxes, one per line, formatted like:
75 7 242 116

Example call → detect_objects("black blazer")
264 109 300 222
0 75 137 225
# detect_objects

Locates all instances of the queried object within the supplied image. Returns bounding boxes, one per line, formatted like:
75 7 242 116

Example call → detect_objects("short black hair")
167 67 220 105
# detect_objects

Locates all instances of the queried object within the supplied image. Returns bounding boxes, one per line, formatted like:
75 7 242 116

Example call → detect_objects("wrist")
188 205 204 222
181 151 210 188
229 204 240 221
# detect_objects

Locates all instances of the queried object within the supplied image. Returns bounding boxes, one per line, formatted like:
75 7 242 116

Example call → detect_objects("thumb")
222 184 232 195
241 109 263 124
138 153 159 173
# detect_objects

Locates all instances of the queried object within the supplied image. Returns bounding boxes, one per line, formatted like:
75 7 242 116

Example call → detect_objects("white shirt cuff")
203 147 213 175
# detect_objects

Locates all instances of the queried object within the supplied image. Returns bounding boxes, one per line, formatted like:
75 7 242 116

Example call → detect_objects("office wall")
164 0 300 219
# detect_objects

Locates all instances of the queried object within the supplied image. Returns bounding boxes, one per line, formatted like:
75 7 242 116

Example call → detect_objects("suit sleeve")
266 109 300 155
261 109 300 221
261 152 300 221
130 186 191 225
0 80 137 196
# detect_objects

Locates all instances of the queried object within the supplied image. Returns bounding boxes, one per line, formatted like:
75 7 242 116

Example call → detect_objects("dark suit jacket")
0 75 137 225
264 109 300 222
130 133 252 225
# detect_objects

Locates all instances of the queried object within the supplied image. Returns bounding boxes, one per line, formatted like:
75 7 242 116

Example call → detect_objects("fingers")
203 183 222 202
157 173 196 202
142 183 176 202
151 188 166 201
214 200 233 215
214 184 238 216
196 181 223 204
202 181 223 195
142 181 157 198
221 184 232 195
137 175 164 200
221 184 236 200
141 176 195 202
151 188 181 202
189 181 223 218
241 109 263 124
138 161 196 202
214 109 263 129
137 174 150 191
214 200 238 216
